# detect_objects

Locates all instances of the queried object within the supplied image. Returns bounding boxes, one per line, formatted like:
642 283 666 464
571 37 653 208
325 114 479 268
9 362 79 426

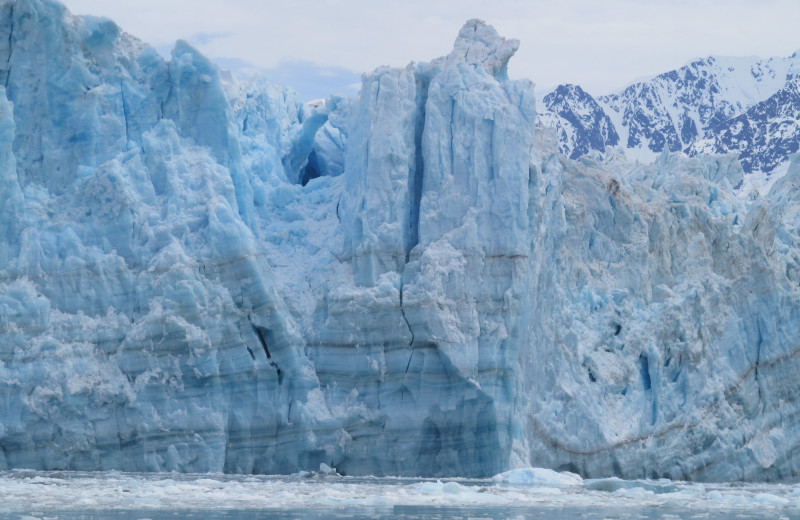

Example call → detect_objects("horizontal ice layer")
2 0 800 482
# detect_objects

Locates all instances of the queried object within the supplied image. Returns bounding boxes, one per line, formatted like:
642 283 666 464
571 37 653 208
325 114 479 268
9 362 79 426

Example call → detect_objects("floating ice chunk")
417 480 471 496
319 462 338 476
585 477 678 494
442 481 466 494
418 480 445 495
492 467 583 487
613 486 655 498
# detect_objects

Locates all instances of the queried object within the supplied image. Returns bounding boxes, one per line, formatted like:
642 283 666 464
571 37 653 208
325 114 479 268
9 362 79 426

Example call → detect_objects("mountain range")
539 52 800 174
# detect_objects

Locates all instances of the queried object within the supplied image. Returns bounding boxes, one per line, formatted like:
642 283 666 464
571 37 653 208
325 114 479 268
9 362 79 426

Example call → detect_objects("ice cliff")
1 0 800 481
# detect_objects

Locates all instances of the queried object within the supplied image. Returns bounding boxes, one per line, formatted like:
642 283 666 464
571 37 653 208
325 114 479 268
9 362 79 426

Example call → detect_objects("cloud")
259 60 361 101
186 32 232 47
215 57 361 101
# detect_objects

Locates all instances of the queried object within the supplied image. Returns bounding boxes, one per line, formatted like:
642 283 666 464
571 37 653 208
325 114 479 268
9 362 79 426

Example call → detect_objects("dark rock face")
686 77 800 173
540 84 618 159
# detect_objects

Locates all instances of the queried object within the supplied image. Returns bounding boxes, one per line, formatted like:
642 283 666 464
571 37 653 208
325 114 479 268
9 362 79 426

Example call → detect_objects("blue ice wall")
2 1 800 481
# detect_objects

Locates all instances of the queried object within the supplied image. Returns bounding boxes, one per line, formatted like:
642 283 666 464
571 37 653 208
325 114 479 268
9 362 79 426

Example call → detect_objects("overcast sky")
61 0 800 100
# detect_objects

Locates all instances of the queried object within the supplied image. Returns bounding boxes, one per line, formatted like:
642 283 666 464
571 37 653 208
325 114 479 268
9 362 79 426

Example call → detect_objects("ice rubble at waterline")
3 469 800 515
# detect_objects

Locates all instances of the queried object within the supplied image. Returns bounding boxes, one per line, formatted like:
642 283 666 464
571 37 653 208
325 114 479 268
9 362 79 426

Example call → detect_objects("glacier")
2 0 800 482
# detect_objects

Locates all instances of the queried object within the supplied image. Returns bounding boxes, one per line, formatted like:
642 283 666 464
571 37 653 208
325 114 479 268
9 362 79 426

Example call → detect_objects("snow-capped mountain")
540 53 800 173
687 75 800 173
539 84 618 159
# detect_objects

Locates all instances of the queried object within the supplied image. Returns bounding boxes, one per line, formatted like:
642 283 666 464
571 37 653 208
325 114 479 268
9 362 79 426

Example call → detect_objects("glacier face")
2 0 800 481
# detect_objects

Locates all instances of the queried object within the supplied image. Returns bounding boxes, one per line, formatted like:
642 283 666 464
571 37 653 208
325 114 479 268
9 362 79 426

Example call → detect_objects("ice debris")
492 467 583 487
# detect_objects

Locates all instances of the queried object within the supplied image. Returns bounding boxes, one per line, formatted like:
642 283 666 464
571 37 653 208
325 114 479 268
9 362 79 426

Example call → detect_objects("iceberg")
492 467 583 487
1 0 800 482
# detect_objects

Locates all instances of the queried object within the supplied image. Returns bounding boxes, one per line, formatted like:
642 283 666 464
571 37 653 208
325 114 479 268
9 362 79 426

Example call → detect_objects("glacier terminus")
1 0 800 483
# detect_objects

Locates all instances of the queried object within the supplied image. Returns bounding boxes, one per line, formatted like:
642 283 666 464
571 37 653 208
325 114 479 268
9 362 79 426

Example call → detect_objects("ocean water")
1 470 799 520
